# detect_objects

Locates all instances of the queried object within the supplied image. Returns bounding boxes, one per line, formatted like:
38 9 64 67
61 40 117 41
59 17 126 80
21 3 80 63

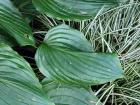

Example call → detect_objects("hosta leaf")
0 0 35 46
42 78 102 105
35 24 123 86
0 44 54 105
43 24 93 52
0 29 18 46
32 0 120 21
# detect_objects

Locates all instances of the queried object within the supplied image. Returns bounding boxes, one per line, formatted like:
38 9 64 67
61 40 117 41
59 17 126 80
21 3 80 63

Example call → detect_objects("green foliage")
11 0 38 22
78 2 140 104
32 0 120 21
35 24 123 86
0 44 54 105
42 78 102 105
0 29 18 46
36 1 140 104
0 0 35 46
1 0 139 105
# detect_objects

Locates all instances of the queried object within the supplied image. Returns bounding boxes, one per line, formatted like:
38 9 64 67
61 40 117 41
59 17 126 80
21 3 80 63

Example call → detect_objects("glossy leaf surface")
0 44 54 105
42 78 102 105
0 0 35 46
35 24 123 86
33 0 120 21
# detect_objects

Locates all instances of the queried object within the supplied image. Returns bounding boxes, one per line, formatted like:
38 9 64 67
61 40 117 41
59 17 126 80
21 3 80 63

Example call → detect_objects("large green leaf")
35 24 123 86
32 0 120 21
0 0 35 46
42 78 102 105
0 44 54 105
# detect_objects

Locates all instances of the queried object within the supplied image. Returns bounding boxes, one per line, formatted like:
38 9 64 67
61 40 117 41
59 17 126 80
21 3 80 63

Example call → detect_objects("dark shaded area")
12 17 45 81
11 0 38 22
0 28 18 46
13 45 45 81
91 84 103 92
13 46 36 68
30 18 45 30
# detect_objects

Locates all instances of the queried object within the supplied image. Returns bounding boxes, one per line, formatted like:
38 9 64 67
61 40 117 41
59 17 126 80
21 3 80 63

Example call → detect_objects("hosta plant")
0 0 126 105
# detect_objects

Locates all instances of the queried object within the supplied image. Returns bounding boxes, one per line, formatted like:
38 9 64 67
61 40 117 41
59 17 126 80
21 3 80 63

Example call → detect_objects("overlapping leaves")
0 0 35 46
42 78 102 105
35 24 123 86
11 0 37 22
0 44 54 105
0 0 125 104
